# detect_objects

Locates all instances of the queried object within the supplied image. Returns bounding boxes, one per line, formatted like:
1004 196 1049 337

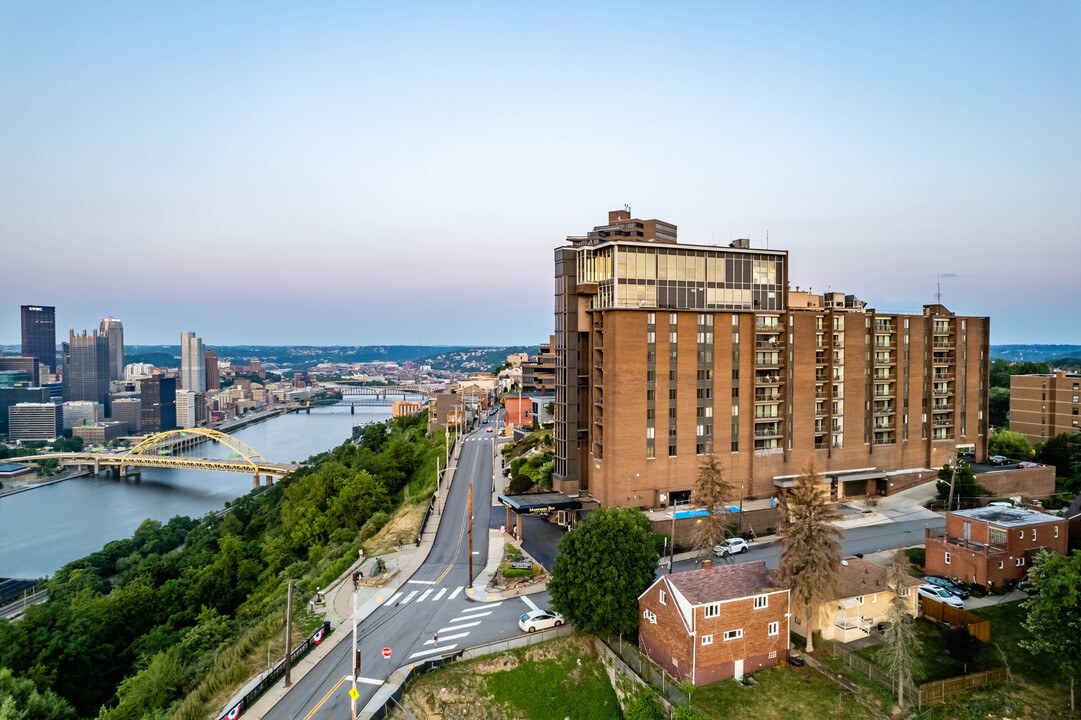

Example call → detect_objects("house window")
768 650 777 659
1019 530 1024 539
854 596 864 605
723 629 744 641
1055 526 1060 538
999 561 1004 569
701 634 713 646
899 587 910 597
944 552 951 565
768 621 779 636
644 609 657 624
1016 557 1025 567
659 590 667 605
704 603 720 619
1032 529 1037 541
753 595 768 609
989 528 1006 545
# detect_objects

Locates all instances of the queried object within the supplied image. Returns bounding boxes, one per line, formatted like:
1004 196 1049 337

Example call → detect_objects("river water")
0 398 413 579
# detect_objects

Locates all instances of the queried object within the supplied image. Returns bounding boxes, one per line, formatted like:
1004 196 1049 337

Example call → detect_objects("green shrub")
624 690 665 720
904 547 926 567
503 566 534 578
506 544 523 561
508 475 533 494
359 511 391 541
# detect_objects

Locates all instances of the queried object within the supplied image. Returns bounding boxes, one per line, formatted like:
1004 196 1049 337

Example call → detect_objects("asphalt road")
664 515 946 575
263 425 551 720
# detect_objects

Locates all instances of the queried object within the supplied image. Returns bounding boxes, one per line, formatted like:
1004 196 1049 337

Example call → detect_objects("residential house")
925 505 1068 588
790 557 920 644
638 560 789 685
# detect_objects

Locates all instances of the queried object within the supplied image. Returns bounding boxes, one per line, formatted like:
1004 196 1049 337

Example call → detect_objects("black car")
921 575 970 599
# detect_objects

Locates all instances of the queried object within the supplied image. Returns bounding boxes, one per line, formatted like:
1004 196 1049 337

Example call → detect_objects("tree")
988 387 1010 428
778 460 843 652
875 553 923 708
1021 549 1081 713
987 429 1034 461
1036 432 1081 477
0 667 77 720
935 462 990 510
548 507 656 636
943 626 983 673
690 453 734 558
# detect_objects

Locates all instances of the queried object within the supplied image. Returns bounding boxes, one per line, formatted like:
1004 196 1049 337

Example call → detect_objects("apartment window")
1055 526 1060 538
944 552 951 565
1019 530 1024 539
647 313 655 324
1016 557 1025 567
753 595 768 609
1032 529 1037 541
723 629 743 641
704 603 720 618
999 561 1004 570
670 389 677 400
701 634 713 646
670 313 677 325
670 332 677 343
768 621 779 636
647 332 656 343
643 609 657 624
659 590 667 605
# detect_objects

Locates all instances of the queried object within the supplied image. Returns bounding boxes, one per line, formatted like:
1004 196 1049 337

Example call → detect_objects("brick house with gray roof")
638 560 790 685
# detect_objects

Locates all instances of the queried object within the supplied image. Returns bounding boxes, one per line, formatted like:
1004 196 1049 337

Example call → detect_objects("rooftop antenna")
936 267 942 305
624 204 631 214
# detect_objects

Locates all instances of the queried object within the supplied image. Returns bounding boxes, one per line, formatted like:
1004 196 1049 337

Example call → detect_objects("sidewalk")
235 437 465 720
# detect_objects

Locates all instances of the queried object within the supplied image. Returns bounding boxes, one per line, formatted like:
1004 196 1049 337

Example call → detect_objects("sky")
0 1 1078 346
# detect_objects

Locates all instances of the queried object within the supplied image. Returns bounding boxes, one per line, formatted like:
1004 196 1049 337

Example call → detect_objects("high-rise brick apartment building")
554 210 990 508
1009 371 1081 444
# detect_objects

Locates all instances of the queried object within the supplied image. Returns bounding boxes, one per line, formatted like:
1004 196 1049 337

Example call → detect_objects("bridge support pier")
351 404 355 415
306 407 310 414
264 475 273 487
253 473 261 489
93 459 100 475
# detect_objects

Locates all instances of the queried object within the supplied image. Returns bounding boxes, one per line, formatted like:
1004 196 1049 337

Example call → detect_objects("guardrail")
218 622 331 720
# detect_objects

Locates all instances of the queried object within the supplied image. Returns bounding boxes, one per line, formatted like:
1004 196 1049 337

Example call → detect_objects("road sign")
348 687 359 700
382 647 392 658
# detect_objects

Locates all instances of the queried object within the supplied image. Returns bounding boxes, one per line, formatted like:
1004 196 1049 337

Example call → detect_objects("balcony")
873 405 895 416
756 375 783 386
873 390 895 399
933 372 954 381
932 418 953 427
755 322 783 333
873 421 893 431
932 353 956 366
873 371 897 381
815 408 828 417
932 340 953 349
932 404 953 412
755 339 785 351
755 413 781 422
932 388 954 398
755 393 781 403
873 437 896 446
755 427 783 439
815 390 827 400
873 355 896 366
933 325 953 335
756 358 782 369
873 341 897 350
874 324 894 334
836 616 872 634
815 354 828 366
926 528 1006 555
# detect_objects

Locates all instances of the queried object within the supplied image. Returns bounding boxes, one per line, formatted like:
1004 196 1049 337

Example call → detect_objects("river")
0 398 415 579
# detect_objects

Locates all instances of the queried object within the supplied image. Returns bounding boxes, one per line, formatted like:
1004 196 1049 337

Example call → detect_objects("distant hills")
990 345 1081 365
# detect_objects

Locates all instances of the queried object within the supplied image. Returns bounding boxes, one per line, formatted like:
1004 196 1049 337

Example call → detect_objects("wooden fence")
816 638 919 705
920 597 991 642
918 667 1009 704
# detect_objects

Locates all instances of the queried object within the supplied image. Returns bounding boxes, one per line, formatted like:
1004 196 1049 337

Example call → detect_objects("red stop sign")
382 647 391 658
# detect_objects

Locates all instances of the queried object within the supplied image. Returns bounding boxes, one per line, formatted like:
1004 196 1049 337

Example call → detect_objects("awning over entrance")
499 492 583 513
838 596 863 608
834 471 884 483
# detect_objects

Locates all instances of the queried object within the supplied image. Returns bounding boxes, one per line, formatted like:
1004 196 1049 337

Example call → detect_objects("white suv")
713 538 749 557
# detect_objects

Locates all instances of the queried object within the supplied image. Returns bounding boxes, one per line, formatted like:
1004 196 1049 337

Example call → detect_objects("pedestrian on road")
433 631 438 647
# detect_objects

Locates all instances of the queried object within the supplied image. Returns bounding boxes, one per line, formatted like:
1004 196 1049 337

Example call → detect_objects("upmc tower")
21 304 56 373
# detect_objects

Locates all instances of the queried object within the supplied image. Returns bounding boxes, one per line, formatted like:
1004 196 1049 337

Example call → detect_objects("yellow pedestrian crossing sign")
349 687 360 700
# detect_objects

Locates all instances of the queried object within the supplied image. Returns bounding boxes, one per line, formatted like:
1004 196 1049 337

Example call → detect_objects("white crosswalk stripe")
520 595 540 612
411 644 457 659
399 590 418 605
432 588 447 601
455 610 491 619
439 620 481 632
384 592 403 606
424 631 469 645
417 589 434 602
462 602 501 612
449 587 463 599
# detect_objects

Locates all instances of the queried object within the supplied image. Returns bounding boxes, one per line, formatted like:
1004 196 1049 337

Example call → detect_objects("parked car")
713 538 749 557
917 584 964 608
486 427 494 433
502 468 511 477
989 455 1009 466
519 609 564 633
921 576 969 599
1018 461 1038 468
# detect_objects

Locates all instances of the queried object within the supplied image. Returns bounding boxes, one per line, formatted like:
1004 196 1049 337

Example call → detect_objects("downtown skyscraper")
21 304 56 373
62 329 110 415
99 317 125 381
180 331 206 393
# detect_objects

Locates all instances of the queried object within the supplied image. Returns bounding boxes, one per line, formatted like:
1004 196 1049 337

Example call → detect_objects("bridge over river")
17 428 297 488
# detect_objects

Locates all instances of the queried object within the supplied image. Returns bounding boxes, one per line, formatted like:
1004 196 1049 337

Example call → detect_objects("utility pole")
351 572 360 720
946 462 959 512
669 508 676 574
436 456 442 515
467 479 474 586
284 581 293 687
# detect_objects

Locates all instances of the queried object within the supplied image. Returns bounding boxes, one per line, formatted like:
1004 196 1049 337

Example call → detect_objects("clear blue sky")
1 1 1078 346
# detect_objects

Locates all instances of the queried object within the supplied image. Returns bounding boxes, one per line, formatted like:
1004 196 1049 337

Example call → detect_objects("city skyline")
1 2 1078 345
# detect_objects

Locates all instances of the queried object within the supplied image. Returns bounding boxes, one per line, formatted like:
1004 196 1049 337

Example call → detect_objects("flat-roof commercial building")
554 210 990 508
8 402 62 442
0 356 42 386
62 329 111 416
73 421 128 445
522 336 556 393
1009 371 1081 444
140 375 176 433
111 398 142 433
0 386 50 436
62 401 104 429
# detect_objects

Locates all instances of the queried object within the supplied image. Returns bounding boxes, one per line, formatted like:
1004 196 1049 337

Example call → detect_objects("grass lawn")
394 635 621 720
688 664 875 720
853 617 999 683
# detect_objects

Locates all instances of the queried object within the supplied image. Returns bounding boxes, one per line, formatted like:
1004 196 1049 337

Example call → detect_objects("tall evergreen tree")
875 552 923 708
690 453 735 558
1021 549 1081 713
778 459 843 652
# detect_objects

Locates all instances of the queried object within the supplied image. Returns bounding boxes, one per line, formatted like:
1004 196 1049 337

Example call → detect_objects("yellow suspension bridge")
17 428 297 488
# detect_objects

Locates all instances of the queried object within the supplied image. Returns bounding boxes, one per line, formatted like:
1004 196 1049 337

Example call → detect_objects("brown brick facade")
925 508 1068 588
638 576 789 685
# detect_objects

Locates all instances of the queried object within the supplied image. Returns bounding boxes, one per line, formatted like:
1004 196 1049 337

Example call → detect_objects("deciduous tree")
777 459 843 652
548 507 656 636
987 429 1034 461
1021 549 1081 713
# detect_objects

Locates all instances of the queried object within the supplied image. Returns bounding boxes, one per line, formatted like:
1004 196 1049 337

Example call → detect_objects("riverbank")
0 467 89 499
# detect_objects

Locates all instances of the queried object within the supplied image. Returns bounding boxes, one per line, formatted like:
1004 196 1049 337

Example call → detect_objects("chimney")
702 558 712 570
